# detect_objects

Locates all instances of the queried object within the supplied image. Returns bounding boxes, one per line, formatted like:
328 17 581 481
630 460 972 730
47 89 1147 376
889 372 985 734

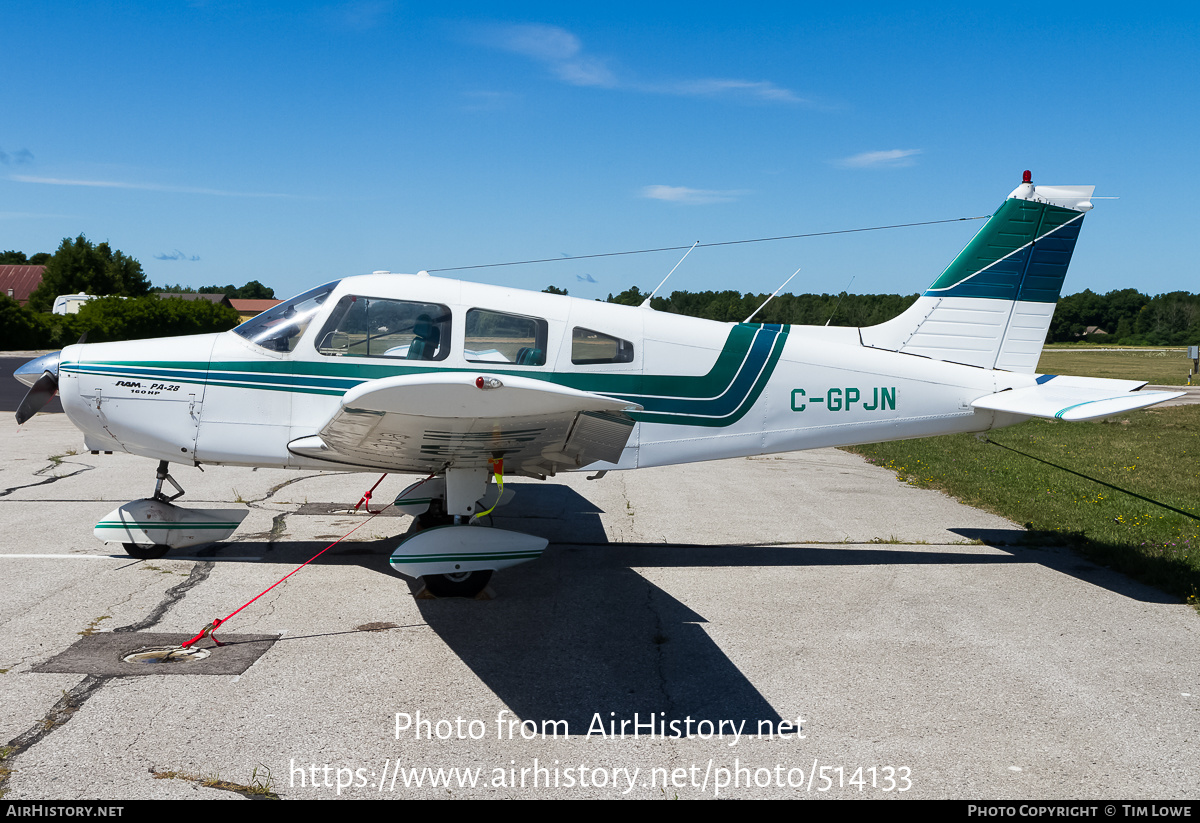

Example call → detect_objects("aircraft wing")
288 372 642 476
972 376 1184 421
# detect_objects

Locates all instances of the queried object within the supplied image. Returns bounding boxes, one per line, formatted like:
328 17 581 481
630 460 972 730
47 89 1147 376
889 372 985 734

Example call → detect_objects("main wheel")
122 542 170 560
421 570 493 598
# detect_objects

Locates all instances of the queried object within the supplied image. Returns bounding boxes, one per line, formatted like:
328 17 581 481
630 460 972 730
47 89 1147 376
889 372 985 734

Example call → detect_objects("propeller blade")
15 371 59 425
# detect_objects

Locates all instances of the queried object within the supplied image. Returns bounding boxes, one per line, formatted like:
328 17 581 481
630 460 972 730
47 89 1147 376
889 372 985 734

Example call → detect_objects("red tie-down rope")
181 472 410 648
354 473 389 513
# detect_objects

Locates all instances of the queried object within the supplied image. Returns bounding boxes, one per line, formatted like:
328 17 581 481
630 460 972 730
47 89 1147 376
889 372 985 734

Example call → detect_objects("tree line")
4 235 1196 349
1047 289 1200 345
1 236 253 349
576 285 1200 345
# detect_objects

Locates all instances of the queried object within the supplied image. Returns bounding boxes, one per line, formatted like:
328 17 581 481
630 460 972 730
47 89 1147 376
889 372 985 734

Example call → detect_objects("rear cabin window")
314 295 451 361
465 309 548 366
571 327 634 365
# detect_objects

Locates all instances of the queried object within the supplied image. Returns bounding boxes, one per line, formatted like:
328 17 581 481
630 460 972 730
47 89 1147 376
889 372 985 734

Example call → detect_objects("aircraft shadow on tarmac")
196 482 1179 733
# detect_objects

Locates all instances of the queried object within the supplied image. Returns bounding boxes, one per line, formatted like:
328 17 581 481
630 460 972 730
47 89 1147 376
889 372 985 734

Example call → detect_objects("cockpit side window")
314 295 451 361
465 309 548 366
233 281 339 352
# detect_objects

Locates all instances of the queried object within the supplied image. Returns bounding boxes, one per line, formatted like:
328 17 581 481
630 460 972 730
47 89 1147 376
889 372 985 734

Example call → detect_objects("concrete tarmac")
0 415 1196 800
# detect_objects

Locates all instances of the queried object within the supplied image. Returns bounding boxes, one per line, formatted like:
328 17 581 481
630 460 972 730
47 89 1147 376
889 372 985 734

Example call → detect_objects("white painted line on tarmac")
0 553 264 560
1 554 118 559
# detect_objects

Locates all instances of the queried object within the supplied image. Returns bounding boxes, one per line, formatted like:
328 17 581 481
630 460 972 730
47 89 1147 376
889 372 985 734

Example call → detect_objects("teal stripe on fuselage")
60 323 791 427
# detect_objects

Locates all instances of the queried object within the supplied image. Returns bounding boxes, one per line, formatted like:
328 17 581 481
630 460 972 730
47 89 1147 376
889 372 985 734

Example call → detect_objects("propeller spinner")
14 350 61 425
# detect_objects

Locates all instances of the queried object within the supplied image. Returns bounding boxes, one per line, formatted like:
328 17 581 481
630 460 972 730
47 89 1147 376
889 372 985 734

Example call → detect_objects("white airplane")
13 172 1183 596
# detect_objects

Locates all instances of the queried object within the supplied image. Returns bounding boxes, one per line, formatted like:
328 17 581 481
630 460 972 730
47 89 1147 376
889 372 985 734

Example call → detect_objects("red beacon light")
1022 170 1032 184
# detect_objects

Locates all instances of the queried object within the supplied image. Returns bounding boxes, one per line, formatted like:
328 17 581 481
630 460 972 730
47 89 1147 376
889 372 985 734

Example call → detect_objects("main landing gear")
421 569 494 598
390 468 547 598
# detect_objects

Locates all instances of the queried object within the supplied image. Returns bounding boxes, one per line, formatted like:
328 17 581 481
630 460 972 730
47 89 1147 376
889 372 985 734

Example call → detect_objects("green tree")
27 235 151 312
542 285 568 296
607 286 648 306
74 295 241 342
235 280 275 300
196 280 276 299
1 250 52 265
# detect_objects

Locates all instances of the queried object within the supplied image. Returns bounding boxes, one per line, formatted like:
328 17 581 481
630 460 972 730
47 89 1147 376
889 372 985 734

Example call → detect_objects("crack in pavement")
0 554 219 796
0 674 108 798
0 459 96 498
112 561 214 634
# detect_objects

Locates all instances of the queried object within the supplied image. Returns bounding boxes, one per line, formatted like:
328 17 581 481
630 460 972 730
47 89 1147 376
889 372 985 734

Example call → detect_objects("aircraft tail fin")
860 172 1094 373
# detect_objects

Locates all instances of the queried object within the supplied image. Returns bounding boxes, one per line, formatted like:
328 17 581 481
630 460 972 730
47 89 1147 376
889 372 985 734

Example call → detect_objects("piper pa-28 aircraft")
13 172 1183 596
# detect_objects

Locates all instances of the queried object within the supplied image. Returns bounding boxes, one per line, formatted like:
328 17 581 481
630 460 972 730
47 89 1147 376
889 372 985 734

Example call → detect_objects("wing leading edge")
288 372 642 476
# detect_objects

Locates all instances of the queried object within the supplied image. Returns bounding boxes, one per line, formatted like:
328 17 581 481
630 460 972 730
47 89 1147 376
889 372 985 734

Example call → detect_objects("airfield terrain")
1 409 1197 800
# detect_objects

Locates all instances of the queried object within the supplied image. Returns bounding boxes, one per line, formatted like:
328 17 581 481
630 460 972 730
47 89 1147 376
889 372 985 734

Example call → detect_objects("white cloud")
640 185 745 205
11 175 290 198
835 149 922 169
648 78 805 104
332 0 394 31
490 23 617 88
482 24 800 102
497 23 582 62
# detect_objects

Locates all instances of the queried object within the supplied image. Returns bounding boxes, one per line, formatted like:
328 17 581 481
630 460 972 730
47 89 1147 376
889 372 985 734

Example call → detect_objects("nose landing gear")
96 461 247 559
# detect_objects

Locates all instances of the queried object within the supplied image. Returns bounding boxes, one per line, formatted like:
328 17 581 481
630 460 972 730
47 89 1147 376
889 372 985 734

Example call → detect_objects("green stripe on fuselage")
60 323 791 427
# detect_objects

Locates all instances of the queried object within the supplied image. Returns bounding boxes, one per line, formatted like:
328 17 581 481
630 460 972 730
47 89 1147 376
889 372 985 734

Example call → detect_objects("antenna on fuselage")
824 276 855 326
743 267 802 324
640 240 699 308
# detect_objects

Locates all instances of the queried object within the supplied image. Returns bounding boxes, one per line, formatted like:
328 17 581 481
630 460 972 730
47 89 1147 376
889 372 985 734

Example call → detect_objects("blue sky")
3 3 1197 302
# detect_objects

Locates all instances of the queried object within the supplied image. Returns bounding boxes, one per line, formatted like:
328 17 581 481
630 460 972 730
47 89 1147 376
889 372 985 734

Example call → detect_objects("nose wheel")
421 570 493 598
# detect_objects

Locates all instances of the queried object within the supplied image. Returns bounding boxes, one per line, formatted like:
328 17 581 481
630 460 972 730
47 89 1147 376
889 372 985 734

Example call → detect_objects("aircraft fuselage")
55 273 1029 475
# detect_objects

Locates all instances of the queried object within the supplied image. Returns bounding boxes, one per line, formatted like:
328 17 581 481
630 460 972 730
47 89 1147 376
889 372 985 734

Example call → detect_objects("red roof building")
229 298 282 321
0 265 45 305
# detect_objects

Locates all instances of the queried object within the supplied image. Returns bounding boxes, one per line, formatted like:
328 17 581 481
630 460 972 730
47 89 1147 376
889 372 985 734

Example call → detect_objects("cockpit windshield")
232 281 340 352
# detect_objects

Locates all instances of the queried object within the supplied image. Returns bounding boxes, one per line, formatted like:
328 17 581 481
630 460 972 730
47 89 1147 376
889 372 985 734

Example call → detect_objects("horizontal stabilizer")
972 378 1183 421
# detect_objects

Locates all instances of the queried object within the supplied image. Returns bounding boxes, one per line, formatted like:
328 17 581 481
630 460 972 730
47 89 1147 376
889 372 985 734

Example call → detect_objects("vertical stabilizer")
860 172 1093 372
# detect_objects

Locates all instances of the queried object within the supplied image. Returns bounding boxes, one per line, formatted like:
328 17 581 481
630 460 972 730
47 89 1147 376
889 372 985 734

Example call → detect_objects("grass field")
845 405 1200 608
1037 345 1196 385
